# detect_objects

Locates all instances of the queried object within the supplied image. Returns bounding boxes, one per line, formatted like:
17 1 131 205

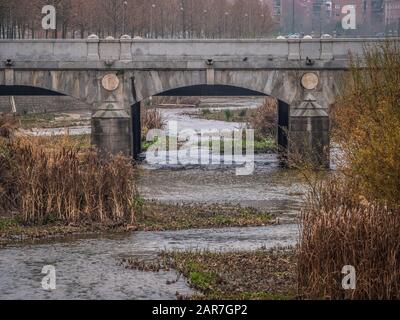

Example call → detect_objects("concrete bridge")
0 37 386 165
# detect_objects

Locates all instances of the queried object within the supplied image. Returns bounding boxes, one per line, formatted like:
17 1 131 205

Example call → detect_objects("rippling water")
1 101 307 300
0 225 299 300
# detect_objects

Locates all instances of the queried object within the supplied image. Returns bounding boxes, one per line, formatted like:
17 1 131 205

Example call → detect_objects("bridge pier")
131 102 142 160
91 101 132 157
288 94 330 167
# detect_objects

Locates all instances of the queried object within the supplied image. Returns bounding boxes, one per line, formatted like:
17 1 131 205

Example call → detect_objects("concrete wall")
0 38 385 63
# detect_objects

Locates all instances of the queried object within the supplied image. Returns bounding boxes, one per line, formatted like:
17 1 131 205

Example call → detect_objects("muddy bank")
123 248 297 300
0 202 277 246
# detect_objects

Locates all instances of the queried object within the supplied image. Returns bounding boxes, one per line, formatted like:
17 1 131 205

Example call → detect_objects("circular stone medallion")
101 74 120 91
301 72 319 90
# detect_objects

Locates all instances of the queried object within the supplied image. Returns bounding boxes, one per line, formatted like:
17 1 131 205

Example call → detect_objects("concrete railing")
0 38 391 63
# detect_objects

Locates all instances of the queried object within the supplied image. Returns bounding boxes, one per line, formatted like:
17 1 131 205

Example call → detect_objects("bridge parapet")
0 38 389 68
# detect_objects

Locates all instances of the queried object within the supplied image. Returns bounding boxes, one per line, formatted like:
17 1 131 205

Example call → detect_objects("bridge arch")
130 83 290 159
1 69 338 167
130 70 301 106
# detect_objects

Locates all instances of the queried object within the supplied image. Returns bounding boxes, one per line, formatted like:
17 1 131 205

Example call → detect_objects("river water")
0 98 306 300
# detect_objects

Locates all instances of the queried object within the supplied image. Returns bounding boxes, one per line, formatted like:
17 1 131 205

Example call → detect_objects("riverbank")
122 248 297 300
0 202 275 246
16 111 90 130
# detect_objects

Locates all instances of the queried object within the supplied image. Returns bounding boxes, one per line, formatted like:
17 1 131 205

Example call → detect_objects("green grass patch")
17 113 57 128
136 202 274 231
0 218 19 231
167 250 297 300
123 249 297 300
196 108 253 123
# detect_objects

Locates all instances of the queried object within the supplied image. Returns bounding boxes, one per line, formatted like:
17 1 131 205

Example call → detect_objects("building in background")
271 0 312 34
271 0 386 36
385 0 400 34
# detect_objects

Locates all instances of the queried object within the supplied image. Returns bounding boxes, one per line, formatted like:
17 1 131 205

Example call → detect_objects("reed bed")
0 113 17 138
0 121 138 226
141 107 164 139
248 97 277 140
298 42 400 300
298 176 400 299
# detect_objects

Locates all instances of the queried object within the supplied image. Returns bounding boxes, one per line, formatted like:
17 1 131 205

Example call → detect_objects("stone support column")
289 94 330 167
91 73 131 157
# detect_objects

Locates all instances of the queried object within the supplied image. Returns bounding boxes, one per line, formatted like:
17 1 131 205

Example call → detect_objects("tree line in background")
0 0 277 39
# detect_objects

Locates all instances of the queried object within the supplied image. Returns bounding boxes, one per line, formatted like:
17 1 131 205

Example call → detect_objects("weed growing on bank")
298 42 400 299
0 115 139 226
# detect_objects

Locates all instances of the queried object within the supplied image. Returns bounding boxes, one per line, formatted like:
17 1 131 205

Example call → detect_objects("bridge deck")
0 38 393 71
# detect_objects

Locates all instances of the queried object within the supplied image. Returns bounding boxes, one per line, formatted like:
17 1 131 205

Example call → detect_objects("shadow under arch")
132 84 289 160
0 85 65 96
0 85 96 115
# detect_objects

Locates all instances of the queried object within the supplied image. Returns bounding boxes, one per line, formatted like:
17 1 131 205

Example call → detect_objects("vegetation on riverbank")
0 201 274 245
122 249 297 300
135 201 274 231
192 97 278 153
15 112 90 129
298 42 400 299
0 116 139 229
141 107 165 140
194 97 277 139
0 217 118 246
195 107 252 122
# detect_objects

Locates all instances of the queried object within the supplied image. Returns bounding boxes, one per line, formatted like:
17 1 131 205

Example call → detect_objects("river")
0 98 306 300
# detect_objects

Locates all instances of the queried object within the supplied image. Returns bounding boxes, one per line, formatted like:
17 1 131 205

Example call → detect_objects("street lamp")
292 0 295 34
203 9 208 38
180 5 185 38
150 3 156 38
122 1 128 35
244 13 250 36
260 0 265 37
224 12 229 37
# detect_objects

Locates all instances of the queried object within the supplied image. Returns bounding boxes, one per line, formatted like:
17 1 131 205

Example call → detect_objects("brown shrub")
333 41 400 208
141 108 164 139
248 97 277 140
298 175 400 300
0 113 17 138
0 136 138 226
299 42 400 300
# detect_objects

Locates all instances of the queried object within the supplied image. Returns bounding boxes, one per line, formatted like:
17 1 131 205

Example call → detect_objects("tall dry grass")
298 176 400 299
0 113 17 138
0 116 138 226
141 108 164 139
248 97 277 140
298 41 400 299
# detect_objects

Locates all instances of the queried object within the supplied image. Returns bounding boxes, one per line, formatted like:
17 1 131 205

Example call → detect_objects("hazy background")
0 0 398 39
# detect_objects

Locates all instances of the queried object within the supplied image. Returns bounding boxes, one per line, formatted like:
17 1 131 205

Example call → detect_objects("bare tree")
0 0 278 39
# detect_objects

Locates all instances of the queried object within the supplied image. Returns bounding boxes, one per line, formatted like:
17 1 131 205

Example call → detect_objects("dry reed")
298 42 400 300
141 108 164 139
298 175 400 299
248 97 277 140
0 125 138 226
